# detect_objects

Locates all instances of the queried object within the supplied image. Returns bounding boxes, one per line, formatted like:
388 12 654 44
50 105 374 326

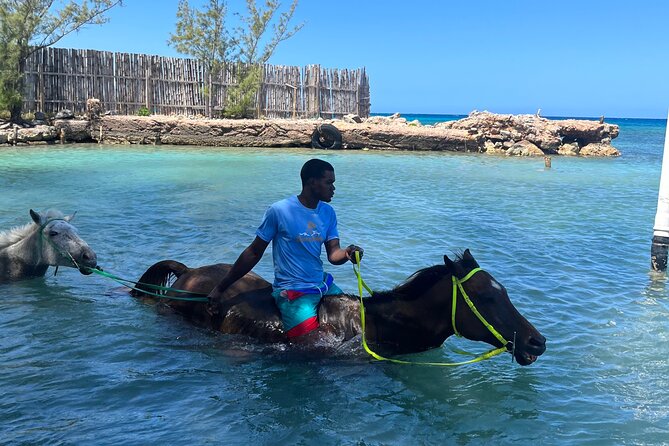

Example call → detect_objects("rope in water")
352 251 508 366
84 267 209 302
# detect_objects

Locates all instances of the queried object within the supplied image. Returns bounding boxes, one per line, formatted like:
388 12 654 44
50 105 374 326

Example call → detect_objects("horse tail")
131 260 190 298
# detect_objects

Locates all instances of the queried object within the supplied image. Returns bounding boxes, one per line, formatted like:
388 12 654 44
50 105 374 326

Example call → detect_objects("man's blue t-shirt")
256 195 339 290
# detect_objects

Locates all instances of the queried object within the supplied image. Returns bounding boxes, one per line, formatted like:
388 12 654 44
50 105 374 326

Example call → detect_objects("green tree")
168 0 234 117
0 0 123 122
235 0 302 66
222 0 302 118
0 25 22 120
170 0 303 118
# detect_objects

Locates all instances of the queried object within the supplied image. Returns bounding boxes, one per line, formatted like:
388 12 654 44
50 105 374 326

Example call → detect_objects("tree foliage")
169 0 303 118
224 0 302 118
235 0 302 66
0 20 22 118
222 63 261 118
169 0 234 76
0 0 123 121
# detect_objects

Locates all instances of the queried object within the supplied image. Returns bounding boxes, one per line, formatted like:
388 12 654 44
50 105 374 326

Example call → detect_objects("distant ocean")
371 112 467 125
2 115 669 444
372 111 666 129
372 112 667 165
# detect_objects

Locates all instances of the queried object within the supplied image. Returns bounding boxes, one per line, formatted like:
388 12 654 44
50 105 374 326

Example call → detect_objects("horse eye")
49 231 59 237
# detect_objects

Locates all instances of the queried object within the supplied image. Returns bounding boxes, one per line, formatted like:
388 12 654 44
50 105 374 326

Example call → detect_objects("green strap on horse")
352 251 509 367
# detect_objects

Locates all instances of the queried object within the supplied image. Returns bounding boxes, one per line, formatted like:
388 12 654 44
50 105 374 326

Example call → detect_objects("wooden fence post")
286 83 297 119
38 60 45 112
145 63 151 111
316 65 321 119
208 69 213 118
256 64 265 119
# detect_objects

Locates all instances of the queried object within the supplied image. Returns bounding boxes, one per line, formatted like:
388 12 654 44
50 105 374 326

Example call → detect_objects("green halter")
451 267 511 348
353 252 510 367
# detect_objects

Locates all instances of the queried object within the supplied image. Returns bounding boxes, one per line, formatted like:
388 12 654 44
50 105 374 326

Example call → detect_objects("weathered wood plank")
21 48 369 118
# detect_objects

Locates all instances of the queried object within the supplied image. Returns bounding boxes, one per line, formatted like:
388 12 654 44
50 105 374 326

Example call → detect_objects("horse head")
30 209 98 274
444 249 546 366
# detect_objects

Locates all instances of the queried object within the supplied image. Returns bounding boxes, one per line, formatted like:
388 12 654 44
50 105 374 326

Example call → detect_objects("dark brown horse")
132 249 546 365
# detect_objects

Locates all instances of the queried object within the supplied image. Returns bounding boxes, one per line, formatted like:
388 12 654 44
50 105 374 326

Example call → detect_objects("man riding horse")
207 159 364 341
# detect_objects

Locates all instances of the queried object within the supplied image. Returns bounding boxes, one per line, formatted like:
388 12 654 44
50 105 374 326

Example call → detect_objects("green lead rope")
85 267 209 302
38 218 206 303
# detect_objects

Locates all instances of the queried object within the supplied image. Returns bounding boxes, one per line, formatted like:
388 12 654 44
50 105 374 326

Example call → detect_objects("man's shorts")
272 273 343 338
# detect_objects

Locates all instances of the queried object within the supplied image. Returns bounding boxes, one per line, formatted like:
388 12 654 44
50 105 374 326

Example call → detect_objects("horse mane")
372 252 468 301
0 209 64 250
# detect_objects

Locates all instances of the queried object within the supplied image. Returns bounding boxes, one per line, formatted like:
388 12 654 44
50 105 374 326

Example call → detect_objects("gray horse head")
29 209 98 274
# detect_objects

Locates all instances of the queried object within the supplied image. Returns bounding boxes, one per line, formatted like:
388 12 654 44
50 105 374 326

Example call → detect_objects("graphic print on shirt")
296 220 324 243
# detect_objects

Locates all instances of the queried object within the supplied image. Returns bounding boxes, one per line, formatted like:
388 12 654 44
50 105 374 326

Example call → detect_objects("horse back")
166 263 284 342
135 261 359 344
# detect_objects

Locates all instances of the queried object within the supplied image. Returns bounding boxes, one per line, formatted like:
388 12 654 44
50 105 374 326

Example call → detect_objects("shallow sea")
1 115 669 445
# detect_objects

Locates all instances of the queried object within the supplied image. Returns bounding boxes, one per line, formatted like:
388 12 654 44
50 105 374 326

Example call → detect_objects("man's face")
311 170 336 202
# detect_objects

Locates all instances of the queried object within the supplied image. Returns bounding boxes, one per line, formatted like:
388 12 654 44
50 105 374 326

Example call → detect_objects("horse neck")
0 228 50 280
363 277 455 355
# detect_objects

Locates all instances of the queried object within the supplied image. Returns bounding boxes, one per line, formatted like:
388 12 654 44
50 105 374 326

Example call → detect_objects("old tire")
311 124 342 150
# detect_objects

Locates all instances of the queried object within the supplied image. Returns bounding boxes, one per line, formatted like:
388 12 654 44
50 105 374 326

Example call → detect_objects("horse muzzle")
513 333 546 366
76 250 98 274
79 266 95 275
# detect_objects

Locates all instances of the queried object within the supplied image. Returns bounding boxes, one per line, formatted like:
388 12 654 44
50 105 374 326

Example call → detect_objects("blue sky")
56 0 669 118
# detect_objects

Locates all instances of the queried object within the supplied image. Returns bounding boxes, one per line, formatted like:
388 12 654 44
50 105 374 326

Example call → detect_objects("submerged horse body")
0 209 97 282
133 249 546 365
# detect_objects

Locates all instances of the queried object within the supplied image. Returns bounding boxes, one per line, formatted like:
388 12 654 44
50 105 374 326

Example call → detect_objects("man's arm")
325 239 364 265
207 236 270 304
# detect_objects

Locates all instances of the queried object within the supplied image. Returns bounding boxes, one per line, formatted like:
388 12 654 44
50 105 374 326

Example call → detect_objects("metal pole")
651 109 669 271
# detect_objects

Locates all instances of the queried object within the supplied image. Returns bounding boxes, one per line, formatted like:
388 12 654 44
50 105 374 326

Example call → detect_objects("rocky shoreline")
0 110 621 156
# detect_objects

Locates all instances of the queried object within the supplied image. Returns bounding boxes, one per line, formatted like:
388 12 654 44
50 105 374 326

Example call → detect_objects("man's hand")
206 236 269 317
346 244 364 264
207 287 225 316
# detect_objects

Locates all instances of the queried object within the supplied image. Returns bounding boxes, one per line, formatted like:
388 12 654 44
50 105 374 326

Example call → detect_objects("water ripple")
2 136 669 444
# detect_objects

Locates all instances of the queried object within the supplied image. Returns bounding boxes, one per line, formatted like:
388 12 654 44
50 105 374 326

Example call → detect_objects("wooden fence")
21 47 370 119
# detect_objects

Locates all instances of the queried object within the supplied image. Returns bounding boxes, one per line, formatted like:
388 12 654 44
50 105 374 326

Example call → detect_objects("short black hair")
300 159 334 186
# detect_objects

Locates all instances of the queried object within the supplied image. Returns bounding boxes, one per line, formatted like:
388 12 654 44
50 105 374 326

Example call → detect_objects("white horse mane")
0 209 65 250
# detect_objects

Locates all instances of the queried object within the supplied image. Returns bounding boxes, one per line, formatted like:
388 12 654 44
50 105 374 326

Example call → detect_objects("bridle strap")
451 267 479 336
451 267 511 349
37 218 80 268
353 253 508 366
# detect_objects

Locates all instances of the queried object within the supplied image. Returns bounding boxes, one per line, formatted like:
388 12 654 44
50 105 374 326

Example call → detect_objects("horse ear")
29 209 42 225
65 211 77 222
463 249 480 268
444 254 456 271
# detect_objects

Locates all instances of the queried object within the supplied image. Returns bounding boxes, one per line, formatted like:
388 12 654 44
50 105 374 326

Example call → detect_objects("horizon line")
372 111 667 121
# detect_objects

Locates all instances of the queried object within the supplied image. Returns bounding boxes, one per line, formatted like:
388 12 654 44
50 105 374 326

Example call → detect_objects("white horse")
0 209 97 282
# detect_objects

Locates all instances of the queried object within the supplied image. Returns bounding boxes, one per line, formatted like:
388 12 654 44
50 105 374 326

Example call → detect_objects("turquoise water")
1 116 669 444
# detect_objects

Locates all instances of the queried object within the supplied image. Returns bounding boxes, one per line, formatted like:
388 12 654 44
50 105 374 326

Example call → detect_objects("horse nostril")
529 334 546 351
82 251 97 263
530 335 545 346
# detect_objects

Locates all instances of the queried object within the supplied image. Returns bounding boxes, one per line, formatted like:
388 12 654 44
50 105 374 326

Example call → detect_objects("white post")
651 109 669 271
